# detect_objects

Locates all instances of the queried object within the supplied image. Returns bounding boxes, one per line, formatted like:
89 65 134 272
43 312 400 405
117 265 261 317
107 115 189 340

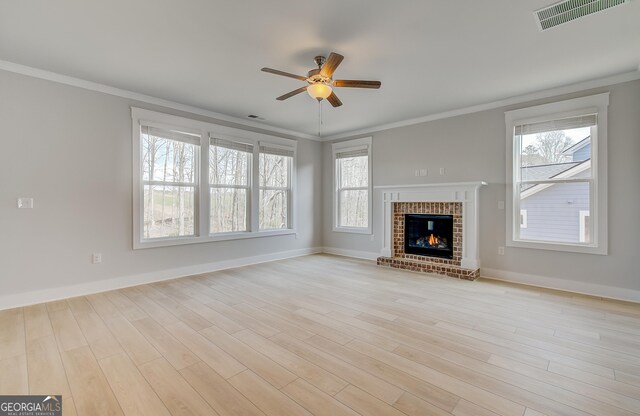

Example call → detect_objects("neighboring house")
520 136 591 243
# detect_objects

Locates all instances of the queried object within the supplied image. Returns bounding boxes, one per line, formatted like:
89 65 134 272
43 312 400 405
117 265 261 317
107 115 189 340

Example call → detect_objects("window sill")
134 229 297 249
507 239 607 255
333 226 372 235
209 229 296 241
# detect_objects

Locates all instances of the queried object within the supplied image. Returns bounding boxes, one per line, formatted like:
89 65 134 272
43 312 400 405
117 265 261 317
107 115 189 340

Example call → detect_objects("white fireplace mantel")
375 181 487 269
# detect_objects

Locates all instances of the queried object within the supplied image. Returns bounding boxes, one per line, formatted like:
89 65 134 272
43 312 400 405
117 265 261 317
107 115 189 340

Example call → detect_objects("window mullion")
519 178 591 185
259 186 289 191
336 158 342 228
210 184 250 190
199 131 208 238
339 186 369 191
144 180 197 187
251 146 260 232
288 155 293 230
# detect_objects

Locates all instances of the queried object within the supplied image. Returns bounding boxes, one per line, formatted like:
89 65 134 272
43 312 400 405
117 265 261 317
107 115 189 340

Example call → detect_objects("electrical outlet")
92 253 102 264
17 197 34 209
498 201 505 210
419 169 428 177
414 169 420 177
439 167 446 175
498 246 505 255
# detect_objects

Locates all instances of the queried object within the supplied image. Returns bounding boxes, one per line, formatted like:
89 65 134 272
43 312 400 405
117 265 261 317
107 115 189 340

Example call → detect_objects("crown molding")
322 69 640 141
0 59 320 141
3 59 638 143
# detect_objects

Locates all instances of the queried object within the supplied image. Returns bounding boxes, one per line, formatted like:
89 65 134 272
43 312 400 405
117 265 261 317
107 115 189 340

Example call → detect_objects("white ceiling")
1 0 639 138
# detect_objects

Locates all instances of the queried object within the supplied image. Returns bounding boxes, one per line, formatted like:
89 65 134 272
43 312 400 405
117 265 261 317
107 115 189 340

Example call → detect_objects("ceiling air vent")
535 0 629 31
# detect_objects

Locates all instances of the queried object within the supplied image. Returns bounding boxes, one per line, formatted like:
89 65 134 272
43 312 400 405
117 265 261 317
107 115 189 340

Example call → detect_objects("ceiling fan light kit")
307 83 333 100
261 52 381 108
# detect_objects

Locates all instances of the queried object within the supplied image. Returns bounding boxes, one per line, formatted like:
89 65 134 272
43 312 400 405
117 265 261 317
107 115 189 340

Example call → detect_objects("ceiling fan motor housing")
313 55 326 68
307 72 332 85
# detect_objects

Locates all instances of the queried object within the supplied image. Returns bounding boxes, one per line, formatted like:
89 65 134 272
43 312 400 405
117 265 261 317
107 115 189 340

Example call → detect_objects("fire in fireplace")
404 214 454 259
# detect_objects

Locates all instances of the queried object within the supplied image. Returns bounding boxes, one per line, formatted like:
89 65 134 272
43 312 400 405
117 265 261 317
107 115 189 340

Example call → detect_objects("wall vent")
535 0 629 31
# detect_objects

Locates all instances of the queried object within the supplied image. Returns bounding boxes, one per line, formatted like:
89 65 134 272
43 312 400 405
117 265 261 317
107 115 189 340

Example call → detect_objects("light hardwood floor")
1 254 640 416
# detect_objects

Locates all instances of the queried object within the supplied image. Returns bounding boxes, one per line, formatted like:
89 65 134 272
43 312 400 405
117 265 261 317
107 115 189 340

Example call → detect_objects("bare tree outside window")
209 141 251 233
141 127 198 238
337 155 369 228
259 152 290 229
535 131 574 164
134 109 298 248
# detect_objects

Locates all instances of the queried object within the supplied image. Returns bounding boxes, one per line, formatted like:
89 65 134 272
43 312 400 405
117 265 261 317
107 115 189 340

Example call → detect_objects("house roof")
521 159 591 197
521 162 581 185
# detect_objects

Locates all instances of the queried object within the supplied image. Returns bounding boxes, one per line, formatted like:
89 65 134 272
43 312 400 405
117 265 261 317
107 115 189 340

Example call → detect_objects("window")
259 144 293 230
132 108 296 249
332 137 372 233
141 125 200 239
505 93 608 254
209 138 252 234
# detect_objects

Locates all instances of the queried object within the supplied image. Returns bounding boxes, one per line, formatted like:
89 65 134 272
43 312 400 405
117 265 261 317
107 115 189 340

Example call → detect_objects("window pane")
519 181 591 244
338 156 368 188
259 189 288 229
143 185 195 238
519 126 591 181
259 153 289 188
339 190 368 228
210 188 247 233
210 146 249 186
142 135 197 183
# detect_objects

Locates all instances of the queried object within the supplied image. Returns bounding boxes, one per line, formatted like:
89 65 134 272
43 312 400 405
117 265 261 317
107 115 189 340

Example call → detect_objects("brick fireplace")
376 182 486 280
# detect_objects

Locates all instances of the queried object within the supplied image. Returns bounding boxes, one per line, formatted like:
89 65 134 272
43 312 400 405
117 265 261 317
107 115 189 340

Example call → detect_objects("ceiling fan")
261 52 381 108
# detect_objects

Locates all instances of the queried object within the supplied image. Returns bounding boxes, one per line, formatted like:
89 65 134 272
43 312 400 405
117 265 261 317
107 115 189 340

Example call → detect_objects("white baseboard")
481 267 640 303
321 247 379 261
13 247 633 310
0 247 322 311
320 248 639 303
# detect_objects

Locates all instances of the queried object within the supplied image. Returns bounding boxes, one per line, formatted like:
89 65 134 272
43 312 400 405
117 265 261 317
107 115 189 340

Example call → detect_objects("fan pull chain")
317 99 323 137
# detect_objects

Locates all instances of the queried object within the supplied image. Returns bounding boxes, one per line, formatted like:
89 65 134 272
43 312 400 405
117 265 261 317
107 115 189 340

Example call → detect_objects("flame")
428 234 439 246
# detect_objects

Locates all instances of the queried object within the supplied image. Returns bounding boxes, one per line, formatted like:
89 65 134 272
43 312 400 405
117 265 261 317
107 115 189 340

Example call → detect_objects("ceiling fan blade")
319 52 344 78
276 86 308 101
261 67 307 81
333 80 381 89
327 92 343 108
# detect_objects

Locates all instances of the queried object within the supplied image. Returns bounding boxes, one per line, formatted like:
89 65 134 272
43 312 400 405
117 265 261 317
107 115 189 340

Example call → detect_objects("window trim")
208 135 253 235
332 137 373 234
132 107 297 249
504 93 608 255
258 144 295 231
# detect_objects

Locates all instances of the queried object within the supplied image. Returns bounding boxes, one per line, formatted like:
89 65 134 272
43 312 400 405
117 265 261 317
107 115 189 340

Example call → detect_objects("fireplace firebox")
404 214 454 259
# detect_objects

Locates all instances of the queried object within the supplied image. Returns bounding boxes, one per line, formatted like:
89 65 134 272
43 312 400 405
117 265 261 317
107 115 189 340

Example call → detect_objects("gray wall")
323 79 640 292
2 67 638 301
0 70 323 298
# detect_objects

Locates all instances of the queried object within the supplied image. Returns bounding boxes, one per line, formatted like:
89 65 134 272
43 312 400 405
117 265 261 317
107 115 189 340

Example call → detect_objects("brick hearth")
377 201 480 280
